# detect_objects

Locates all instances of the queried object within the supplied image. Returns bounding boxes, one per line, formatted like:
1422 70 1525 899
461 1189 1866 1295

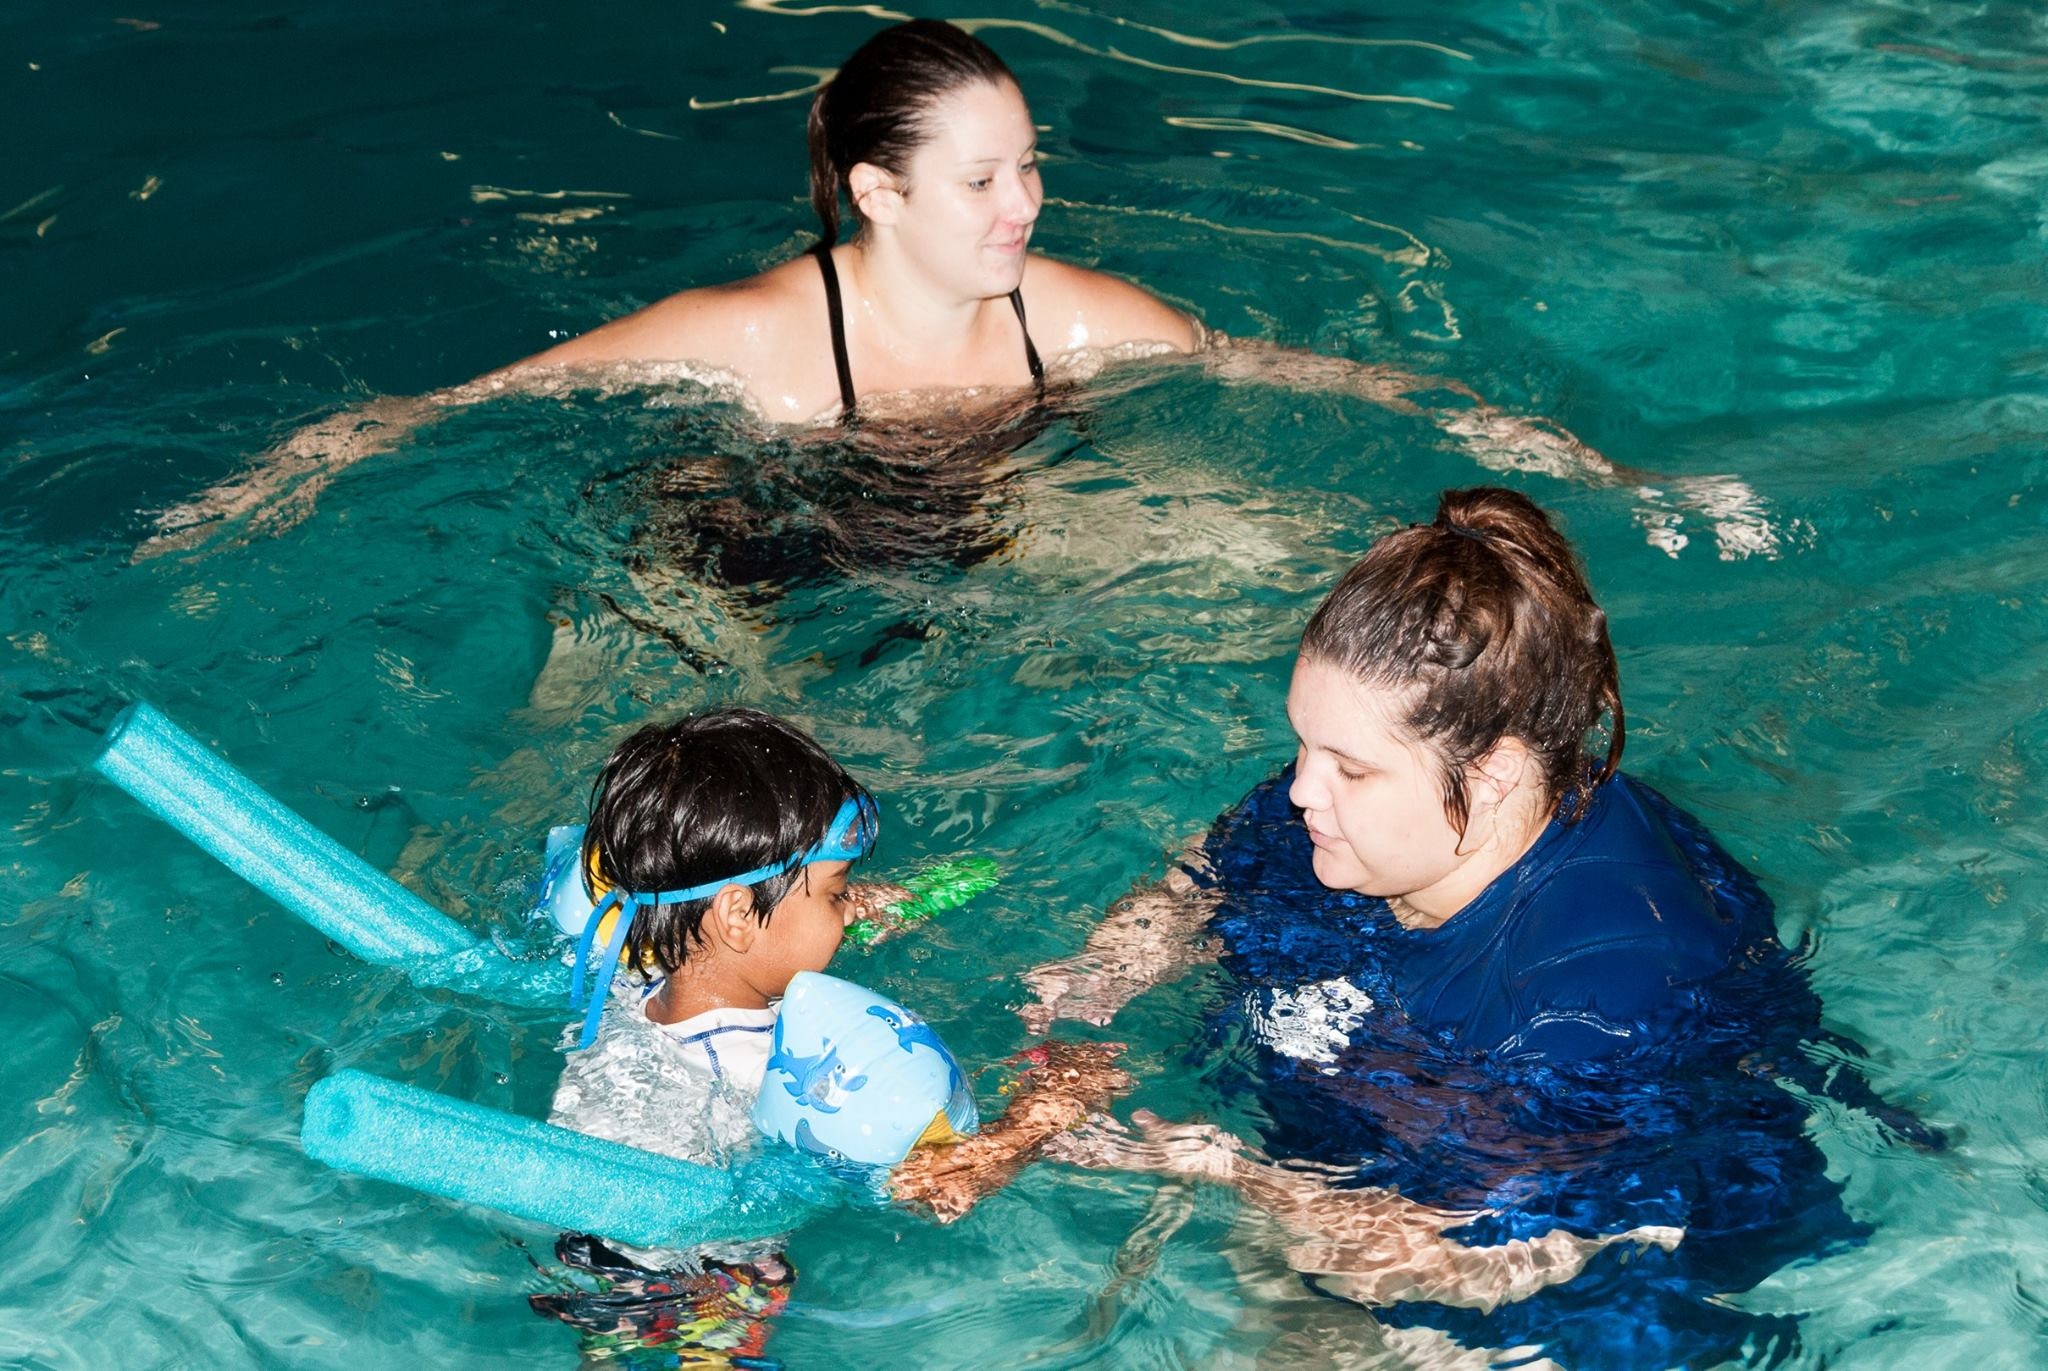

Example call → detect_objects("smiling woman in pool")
517 20 1199 425
1024 483 1736 1059
143 19 1666 560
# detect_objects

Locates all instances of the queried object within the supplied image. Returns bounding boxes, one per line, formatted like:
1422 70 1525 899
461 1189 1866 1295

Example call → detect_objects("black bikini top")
812 243 1046 426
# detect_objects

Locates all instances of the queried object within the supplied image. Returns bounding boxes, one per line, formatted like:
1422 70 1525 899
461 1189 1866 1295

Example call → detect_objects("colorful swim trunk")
530 1233 795 1369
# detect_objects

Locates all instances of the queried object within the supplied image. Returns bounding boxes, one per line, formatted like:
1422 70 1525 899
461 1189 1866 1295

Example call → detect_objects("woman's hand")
1431 404 1617 481
1017 870 1220 1034
1042 1106 1249 1183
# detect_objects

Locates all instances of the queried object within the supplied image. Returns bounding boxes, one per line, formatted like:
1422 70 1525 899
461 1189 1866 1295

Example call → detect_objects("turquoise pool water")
5 0 2047 1365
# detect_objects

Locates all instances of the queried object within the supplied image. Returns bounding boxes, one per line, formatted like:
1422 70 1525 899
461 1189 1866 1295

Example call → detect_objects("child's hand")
1010 1040 1133 1120
843 882 912 930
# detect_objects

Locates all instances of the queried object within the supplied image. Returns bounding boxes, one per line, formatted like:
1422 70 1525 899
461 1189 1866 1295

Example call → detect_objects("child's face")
752 859 855 995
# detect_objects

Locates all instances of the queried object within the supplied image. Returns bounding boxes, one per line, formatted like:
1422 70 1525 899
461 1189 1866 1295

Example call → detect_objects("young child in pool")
535 707 1127 1363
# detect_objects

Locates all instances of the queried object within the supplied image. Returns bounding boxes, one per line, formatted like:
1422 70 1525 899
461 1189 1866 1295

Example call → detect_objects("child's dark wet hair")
583 708 871 974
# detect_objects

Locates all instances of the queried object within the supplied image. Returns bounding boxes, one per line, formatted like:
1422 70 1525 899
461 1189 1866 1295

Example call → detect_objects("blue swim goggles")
568 793 879 1050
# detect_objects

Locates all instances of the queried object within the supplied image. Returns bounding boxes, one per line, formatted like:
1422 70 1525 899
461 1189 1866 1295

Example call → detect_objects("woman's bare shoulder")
1020 255 1201 356
493 253 838 421
520 255 821 367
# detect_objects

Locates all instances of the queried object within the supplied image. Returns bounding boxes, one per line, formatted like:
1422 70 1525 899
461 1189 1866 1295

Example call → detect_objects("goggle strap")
564 795 878 1046
575 896 638 1051
569 888 623 1011
600 796 877 907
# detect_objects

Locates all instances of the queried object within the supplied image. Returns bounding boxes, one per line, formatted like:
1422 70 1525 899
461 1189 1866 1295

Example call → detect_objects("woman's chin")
975 252 1028 295
1307 846 1368 893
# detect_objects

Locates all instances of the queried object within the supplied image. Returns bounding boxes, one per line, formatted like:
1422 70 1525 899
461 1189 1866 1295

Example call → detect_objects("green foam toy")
846 856 1000 948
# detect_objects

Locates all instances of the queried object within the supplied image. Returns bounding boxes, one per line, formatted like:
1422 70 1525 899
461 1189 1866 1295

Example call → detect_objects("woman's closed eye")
1333 756 1377 782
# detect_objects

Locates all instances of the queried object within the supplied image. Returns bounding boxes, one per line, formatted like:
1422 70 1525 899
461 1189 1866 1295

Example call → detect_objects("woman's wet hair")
807 19 1017 246
1301 487 1624 832
583 707 870 973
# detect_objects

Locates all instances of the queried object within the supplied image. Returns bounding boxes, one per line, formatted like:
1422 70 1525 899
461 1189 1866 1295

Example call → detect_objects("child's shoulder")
649 1001 780 1087
549 996 771 1162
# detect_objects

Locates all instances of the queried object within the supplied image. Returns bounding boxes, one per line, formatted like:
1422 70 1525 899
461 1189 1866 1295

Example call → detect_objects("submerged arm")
1048 1110 1680 1313
1199 337 1624 484
132 364 659 561
1017 846 1222 1035
136 283 768 562
1195 336 1779 558
137 389 444 560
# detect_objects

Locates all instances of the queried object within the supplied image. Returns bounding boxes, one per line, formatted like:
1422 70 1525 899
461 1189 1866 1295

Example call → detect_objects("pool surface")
5 1 2047 1366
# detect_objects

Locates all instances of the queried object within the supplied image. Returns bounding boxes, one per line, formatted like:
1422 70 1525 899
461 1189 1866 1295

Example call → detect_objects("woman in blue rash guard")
1025 487 1937 1367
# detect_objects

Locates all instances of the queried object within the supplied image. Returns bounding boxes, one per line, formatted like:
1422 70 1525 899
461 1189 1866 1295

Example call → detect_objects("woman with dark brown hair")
1025 484 1740 1056
144 21 1646 559
1022 487 1921 1364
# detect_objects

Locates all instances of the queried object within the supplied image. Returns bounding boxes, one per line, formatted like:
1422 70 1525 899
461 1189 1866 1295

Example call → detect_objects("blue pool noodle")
302 1070 827 1249
94 702 480 964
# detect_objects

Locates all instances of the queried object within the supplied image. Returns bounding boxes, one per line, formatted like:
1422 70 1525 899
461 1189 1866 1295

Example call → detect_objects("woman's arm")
137 389 444 560
1029 260 1611 481
132 359 740 561
1036 262 1775 558
1048 1109 1680 1313
134 277 791 561
1017 856 1222 1035
1195 337 1779 558
886 1040 1131 1223
1200 337 1629 482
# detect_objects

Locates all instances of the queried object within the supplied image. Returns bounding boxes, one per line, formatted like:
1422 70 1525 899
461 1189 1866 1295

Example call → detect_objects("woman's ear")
1469 737 1534 810
848 162 905 225
699 885 760 956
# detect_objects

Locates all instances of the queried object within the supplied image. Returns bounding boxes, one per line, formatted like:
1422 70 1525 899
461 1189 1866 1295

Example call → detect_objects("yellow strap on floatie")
584 847 658 972
913 1109 967 1150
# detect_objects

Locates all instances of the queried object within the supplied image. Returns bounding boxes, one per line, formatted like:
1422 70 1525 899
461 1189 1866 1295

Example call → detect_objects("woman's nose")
1287 765 1326 813
1002 173 1041 226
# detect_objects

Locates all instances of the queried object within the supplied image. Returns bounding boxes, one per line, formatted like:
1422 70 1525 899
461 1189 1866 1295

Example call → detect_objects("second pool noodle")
93 701 993 1251
303 1069 839 1250
94 701 479 964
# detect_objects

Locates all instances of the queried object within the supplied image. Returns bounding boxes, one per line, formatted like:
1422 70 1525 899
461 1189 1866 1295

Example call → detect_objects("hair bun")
1432 486 1578 567
1436 487 1535 537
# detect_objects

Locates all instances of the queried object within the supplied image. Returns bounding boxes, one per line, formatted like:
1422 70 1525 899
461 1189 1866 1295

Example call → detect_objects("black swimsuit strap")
1009 287 1046 398
815 243 1047 423
812 244 859 423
